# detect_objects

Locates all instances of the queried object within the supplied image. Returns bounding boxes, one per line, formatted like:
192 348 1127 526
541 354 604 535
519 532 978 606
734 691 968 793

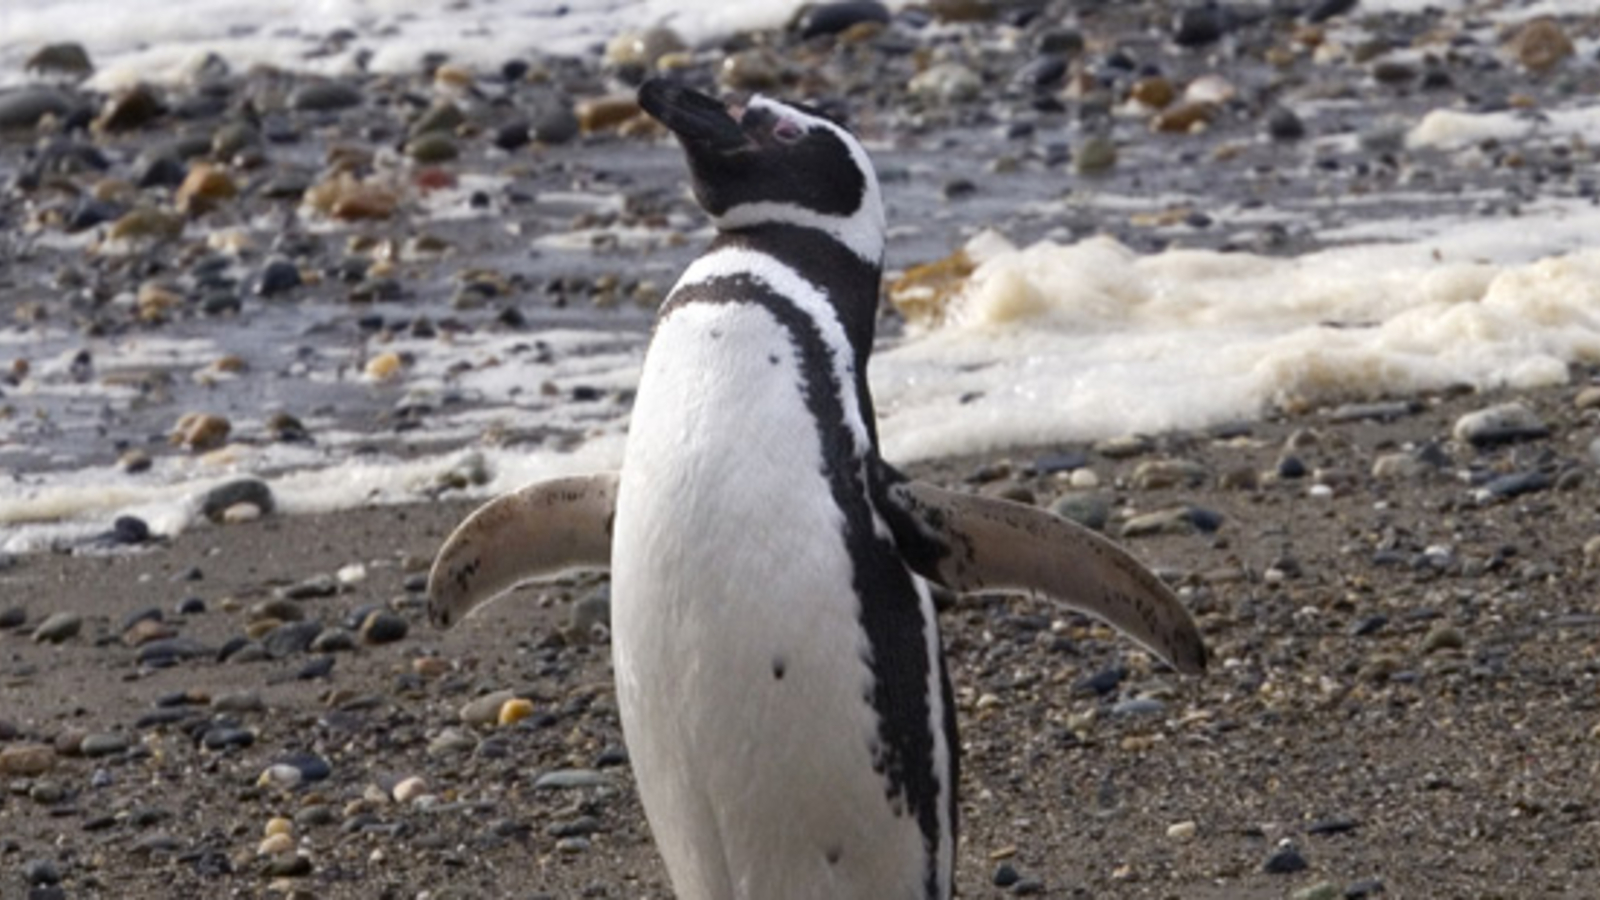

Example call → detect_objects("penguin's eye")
772 118 804 144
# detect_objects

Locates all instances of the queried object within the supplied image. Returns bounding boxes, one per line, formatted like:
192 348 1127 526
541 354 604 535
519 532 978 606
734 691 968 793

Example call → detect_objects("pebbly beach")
4 0 1600 897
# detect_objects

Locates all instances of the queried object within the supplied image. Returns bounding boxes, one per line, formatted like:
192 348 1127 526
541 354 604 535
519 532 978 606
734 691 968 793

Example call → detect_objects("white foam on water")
0 0 809 90
873 199 1600 462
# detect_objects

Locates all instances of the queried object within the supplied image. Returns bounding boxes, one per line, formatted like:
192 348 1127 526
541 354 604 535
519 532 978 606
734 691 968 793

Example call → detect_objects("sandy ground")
7 379 1600 899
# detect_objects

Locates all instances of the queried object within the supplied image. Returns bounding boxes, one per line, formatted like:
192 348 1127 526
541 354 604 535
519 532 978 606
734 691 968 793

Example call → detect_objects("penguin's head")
638 78 885 263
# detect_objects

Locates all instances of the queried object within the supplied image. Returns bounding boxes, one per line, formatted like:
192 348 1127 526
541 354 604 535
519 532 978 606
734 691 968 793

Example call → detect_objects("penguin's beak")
639 79 751 156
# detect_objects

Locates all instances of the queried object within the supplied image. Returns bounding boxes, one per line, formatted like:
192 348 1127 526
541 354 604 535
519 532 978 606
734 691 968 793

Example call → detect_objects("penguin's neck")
709 223 882 365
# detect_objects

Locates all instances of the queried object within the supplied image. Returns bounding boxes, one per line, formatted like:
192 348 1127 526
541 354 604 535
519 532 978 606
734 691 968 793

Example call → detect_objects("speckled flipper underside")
886 478 1207 674
427 473 617 629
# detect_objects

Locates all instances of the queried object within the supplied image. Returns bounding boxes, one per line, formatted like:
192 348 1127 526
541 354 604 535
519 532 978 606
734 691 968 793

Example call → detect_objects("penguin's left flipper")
428 473 618 629
884 477 1207 674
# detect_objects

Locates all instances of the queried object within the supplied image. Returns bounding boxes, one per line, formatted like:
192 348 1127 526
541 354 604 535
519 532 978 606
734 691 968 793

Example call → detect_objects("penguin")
428 78 1207 900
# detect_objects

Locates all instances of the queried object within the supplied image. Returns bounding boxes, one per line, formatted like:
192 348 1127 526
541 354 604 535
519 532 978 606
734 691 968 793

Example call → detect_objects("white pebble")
1167 820 1198 842
337 563 367 585
1069 468 1100 488
392 775 429 804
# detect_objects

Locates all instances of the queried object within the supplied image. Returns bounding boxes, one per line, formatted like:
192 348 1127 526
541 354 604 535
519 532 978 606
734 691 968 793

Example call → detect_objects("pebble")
32 611 82 644
79 732 130 757
171 412 231 452
0 744 56 776
1121 505 1221 537
1419 624 1466 654
1291 883 1342 900
257 832 295 856
909 63 982 104
1073 136 1117 174
1130 458 1207 490
499 697 536 726
1167 820 1197 842
1452 403 1548 447
211 691 265 713
428 727 479 757
1051 492 1110 532
311 628 356 653
256 258 302 297
291 80 364 111
461 691 519 727
138 637 210 666
796 1 890 39
264 621 324 658
1262 841 1309 874
96 83 164 131
1 606 25 629
200 726 255 750
1507 17 1574 73
175 163 238 215
279 573 338 599
26 42 93 78
1111 697 1166 717
568 589 611 641
534 769 610 790
359 611 409 645
392 775 429 803
0 88 77 131
22 858 62 886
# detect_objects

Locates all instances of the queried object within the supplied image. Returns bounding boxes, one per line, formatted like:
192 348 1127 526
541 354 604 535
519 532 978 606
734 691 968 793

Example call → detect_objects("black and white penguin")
429 79 1206 900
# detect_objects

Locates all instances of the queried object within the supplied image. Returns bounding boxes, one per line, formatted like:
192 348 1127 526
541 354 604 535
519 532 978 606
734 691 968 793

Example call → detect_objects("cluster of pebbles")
6 378 1600 898
4 0 1600 897
1 0 1597 487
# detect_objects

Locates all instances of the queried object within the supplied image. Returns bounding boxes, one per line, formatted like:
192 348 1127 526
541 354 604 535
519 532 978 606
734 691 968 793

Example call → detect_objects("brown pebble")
170 412 231 452
176 163 238 215
575 94 643 134
1153 101 1218 134
1507 17 1573 73
1130 76 1175 109
0 744 57 776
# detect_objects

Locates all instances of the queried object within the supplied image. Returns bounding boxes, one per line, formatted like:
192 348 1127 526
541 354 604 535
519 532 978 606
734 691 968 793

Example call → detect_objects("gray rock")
1453 402 1549 447
534 768 610 790
1051 492 1110 532
79 732 130 757
459 690 517 727
22 858 61 886
32 612 82 644
569 588 611 639
0 606 26 629
137 638 211 666
1130 458 1208 490
310 628 356 653
199 478 275 522
360 611 408 645
277 573 338 600
256 258 302 297
796 1 889 39
264 621 324 658
1111 697 1167 717
0 88 76 131
290 80 363 111
210 691 265 713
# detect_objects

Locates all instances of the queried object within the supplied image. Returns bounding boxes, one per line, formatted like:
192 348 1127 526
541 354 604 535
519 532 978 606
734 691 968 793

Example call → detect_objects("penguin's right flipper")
883 477 1207 674
428 473 618 629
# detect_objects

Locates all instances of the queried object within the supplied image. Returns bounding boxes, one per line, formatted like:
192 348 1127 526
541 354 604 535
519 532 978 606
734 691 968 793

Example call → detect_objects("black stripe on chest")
660 271 949 898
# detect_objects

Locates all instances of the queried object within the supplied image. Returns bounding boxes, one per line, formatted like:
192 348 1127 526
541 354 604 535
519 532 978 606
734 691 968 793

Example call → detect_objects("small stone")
96 83 164 131
1262 842 1309 874
1121 506 1220 537
175 163 237 215
257 832 295 856
796 1 889 39
460 690 518 727
310 628 356 653
249 597 305 623
1291 882 1342 900
909 63 982 105
576 94 642 133
201 726 255 750
22 858 62 886
499 697 536 726
604 26 687 68
534 769 610 790
568 588 611 640
359 611 408 645
264 620 324 658
108 207 185 243
1074 136 1117 174
79 732 130 757
531 105 581 145
1172 5 1229 47
278 573 338 599
1130 459 1207 490
428 727 479 757
405 132 458 163
1167 820 1197 842
1508 17 1573 73
392 775 429 803
256 259 301 297
264 854 313 877
1051 492 1109 532
1153 101 1218 134
0 88 76 130
291 80 363 111
26 43 93 79
1453 403 1548 447
32 611 82 644
170 412 231 452
1094 434 1152 459
1267 106 1305 141
1111 697 1166 717
267 752 332 785
719 49 783 92
993 863 1021 887
210 691 265 713
1419 624 1466 654
0 607 24 629
0 744 56 776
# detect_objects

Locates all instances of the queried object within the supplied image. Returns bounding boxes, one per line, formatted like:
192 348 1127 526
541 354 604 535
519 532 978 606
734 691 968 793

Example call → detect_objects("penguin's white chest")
611 301 929 900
